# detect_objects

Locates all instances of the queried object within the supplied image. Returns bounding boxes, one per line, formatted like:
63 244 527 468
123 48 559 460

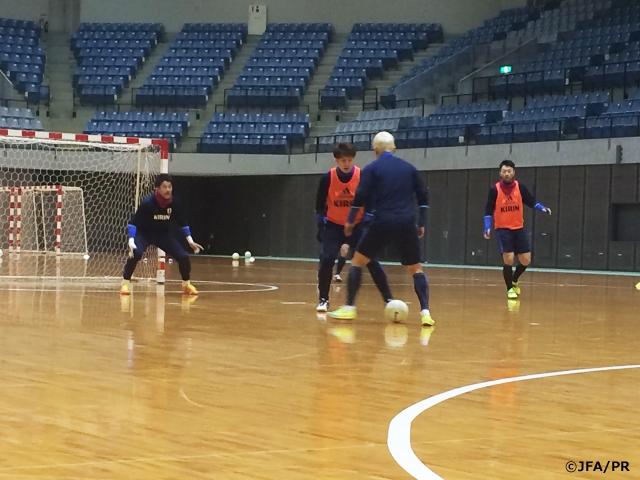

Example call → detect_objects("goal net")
0 131 168 280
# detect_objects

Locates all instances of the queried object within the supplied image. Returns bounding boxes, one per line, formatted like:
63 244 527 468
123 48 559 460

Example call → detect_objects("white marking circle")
388 364 640 479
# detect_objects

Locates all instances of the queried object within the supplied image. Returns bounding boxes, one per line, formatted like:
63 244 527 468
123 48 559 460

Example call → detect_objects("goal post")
0 129 169 281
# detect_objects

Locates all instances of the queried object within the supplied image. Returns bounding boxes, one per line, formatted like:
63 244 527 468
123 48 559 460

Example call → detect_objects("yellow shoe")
119 283 131 295
420 310 435 326
507 288 518 299
512 281 521 295
328 305 357 320
183 283 198 296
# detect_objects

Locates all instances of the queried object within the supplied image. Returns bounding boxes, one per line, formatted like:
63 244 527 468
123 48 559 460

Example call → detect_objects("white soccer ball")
83 254 90 260
232 252 240 260
249 257 255 263
244 251 251 259
385 300 409 323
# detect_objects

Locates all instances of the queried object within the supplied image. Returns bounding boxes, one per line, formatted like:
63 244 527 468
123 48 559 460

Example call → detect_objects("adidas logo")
340 188 352 196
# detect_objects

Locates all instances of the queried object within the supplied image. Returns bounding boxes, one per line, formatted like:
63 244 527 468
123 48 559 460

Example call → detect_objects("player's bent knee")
519 254 531 266
351 252 370 268
503 253 515 265
406 263 423 275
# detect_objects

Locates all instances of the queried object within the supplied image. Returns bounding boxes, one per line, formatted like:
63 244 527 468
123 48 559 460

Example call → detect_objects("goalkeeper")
120 174 202 295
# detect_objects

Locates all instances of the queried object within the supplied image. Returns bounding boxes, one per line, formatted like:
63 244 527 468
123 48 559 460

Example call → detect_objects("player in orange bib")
315 143 393 312
484 160 551 300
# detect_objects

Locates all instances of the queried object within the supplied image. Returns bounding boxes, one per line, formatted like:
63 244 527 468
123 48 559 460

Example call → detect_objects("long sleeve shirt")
348 152 428 226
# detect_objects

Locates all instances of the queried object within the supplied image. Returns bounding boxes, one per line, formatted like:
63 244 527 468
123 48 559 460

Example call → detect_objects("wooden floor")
0 256 639 479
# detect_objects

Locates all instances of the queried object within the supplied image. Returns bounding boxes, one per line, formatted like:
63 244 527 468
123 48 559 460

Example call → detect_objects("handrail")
457 36 539 93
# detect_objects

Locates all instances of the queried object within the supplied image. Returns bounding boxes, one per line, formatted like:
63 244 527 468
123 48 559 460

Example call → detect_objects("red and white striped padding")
0 129 169 160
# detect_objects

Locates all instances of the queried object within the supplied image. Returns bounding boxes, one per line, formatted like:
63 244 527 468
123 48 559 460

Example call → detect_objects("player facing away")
120 174 203 296
328 132 434 326
315 142 393 312
484 160 551 299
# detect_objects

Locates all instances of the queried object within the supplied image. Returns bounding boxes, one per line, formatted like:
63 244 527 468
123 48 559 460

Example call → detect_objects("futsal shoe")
182 283 199 296
328 306 357 320
512 281 521 295
420 326 435 346
507 288 518 299
119 283 131 295
420 310 435 327
316 299 329 312
333 274 343 283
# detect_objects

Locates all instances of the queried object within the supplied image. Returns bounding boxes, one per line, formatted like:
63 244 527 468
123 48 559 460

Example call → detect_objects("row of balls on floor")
232 251 255 263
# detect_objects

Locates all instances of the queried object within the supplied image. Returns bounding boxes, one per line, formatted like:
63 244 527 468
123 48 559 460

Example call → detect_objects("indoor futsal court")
0 255 639 479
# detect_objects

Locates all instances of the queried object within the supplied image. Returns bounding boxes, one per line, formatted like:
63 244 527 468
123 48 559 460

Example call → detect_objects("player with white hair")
328 132 434 326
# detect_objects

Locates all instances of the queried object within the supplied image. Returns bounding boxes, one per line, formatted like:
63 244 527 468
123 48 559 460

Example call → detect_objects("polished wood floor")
0 256 639 479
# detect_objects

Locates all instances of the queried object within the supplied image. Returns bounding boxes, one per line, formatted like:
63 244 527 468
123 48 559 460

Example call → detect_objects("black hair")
499 159 516 170
155 173 173 188
333 142 357 159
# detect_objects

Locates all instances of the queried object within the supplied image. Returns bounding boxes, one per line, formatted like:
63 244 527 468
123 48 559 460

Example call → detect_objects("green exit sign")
499 65 512 74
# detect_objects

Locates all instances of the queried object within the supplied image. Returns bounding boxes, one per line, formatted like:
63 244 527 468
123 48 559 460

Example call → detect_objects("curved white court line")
388 364 640 479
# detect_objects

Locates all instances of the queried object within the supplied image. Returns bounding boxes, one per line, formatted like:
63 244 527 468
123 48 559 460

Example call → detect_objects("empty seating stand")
83 111 189 151
0 106 43 130
0 17 49 103
198 112 310 154
382 4 541 106
136 23 247 108
321 23 440 109
72 22 163 106
227 23 331 108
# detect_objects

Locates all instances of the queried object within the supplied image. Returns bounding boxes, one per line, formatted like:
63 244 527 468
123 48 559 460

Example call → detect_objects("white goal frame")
0 128 170 283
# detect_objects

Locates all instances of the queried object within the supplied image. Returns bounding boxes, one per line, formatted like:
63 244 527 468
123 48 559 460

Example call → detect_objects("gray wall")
174 163 640 273
78 0 521 35
0 0 48 22
169 137 638 176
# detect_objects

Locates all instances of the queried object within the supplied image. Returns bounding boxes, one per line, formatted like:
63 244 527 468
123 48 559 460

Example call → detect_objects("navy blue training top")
348 151 429 226
130 194 188 236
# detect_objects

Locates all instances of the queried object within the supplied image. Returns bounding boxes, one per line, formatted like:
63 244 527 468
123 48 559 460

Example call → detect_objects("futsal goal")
0 129 169 282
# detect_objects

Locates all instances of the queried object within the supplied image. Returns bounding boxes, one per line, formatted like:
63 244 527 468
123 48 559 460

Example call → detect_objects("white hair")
373 131 396 153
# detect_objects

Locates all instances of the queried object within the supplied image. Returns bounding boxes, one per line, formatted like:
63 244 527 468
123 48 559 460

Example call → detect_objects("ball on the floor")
636 282 640 290
249 257 255 263
232 252 240 260
244 251 251 258
83 254 90 260
385 299 409 323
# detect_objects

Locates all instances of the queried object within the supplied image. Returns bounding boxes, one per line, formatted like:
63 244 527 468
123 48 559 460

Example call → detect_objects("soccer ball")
385 300 409 323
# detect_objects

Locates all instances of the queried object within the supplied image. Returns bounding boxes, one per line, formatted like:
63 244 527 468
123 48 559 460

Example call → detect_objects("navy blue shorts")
356 222 421 266
321 221 365 262
496 228 530 255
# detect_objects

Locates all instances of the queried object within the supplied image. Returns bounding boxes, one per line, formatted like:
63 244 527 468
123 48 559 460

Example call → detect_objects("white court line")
387 364 640 480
